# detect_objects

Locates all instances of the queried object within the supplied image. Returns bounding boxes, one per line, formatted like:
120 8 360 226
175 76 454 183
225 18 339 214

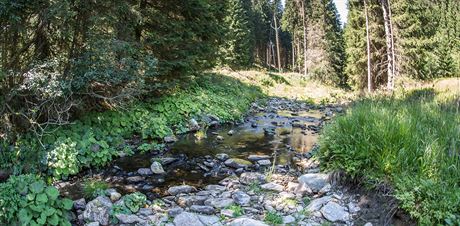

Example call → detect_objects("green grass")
264 211 283 224
319 89 460 224
226 204 245 217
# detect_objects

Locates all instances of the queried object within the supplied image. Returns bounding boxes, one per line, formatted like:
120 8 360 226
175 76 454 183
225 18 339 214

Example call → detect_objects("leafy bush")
264 211 283 224
319 90 460 224
82 180 110 200
123 192 147 213
0 175 73 225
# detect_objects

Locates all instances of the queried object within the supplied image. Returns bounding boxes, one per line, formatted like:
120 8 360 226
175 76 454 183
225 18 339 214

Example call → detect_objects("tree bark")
381 0 395 90
300 0 307 77
273 11 282 72
364 0 372 92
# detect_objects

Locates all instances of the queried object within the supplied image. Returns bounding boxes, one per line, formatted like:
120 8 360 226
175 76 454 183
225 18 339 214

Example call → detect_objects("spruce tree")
221 0 254 68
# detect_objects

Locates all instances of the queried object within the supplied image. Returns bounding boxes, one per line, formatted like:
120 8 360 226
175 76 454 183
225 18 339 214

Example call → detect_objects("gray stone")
138 208 153 216
197 215 222 225
283 215 296 224
74 198 86 210
189 119 200 131
164 135 178 143
174 212 204 226
205 184 226 192
320 201 350 222
221 209 235 217
115 214 143 224
239 172 266 185
216 135 224 141
85 222 100 226
83 196 112 225
216 153 229 161
347 202 361 213
247 155 271 161
137 168 153 176
204 198 234 209
232 191 251 206
150 161 165 174
224 158 252 168
168 207 184 217
298 173 330 193
177 195 207 207
257 159 271 166
306 196 332 212
126 176 145 183
261 182 284 192
364 223 373 226
106 189 121 202
190 205 215 215
168 185 196 196
160 157 178 165
229 218 269 226
227 130 235 135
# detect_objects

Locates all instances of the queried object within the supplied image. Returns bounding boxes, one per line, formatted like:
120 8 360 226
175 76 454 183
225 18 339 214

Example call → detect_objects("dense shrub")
1 74 263 179
319 89 460 224
0 175 73 225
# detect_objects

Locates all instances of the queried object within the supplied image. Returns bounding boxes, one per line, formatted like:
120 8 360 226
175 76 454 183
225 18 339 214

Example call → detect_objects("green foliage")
0 175 72 225
83 180 110 200
319 89 460 224
264 211 283 224
226 204 245 217
2 74 263 179
122 192 147 213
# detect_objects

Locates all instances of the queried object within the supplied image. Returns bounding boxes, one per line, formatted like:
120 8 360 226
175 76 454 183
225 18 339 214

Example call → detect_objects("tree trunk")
273 12 282 72
300 0 307 77
292 32 296 72
364 0 372 92
381 0 395 90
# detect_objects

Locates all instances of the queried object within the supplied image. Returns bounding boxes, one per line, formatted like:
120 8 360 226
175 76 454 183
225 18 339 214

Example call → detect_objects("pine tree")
221 0 254 68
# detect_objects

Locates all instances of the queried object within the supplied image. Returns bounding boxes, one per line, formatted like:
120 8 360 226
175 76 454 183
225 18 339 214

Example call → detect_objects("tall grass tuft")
319 88 460 224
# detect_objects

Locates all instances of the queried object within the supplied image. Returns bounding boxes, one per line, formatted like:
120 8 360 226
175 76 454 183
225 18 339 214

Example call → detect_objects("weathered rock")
74 198 86 210
198 215 221 226
286 182 311 196
257 159 271 166
247 155 271 161
173 212 204 226
221 209 235 217
189 119 200 132
160 157 178 165
168 185 196 196
306 195 332 212
168 207 184 217
204 198 234 209
283 215 296 224
126 176 145 183
227 130 235 135
115 214 143 224
261 182 284 192
164 135 178 143
320 201 350 222
177 195 208 207
298 173 330 193
216 135 225 141
150 162 165 174
138 208 153 216
229 218 269 226
347 202 361 213
239 172 266 185
85 222 100 226
216 153 229 161
232 191 251 206
106 189 121 202
190 205 215 215
137 168 153 176
205 184 226 192
225 158 252 168
83 196 112 226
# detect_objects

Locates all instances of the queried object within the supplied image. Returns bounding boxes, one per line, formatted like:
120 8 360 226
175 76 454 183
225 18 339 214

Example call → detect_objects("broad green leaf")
18 208 32 224
48 213 59 226
61 198 73 210
43 207 56 216
36 193 48 203
45 186 59 200
29 181 45 194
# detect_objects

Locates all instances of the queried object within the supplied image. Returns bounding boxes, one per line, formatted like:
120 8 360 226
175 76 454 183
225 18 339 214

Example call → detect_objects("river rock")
189 119 200 131
239 172 266 185
320 201 350 222
168 185 196 196
198 215 221 225
115 214 144 224
283 215 296 224
261 182 284 192
204 198 234 209
257 159 271 166
150 162 165 174
232 191 251 206
74 198 86 210
247 155 271 161
225 158 252 168
83 196 112 226
85 222 100 226
173 212 204 226
216 135 224 141
228 130 234 135
216 153 229 161
177 195 208 207
229 218 269 226
306 195 332 212
298 173 330 193
137 168 153 176
159 157 178 165
164 135 178 143
168 207 184 217
190 205 215 215
106 189 121 202
126 176 144 183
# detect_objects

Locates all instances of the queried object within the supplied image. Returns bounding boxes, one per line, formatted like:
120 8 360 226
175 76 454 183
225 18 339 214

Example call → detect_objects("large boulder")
320 201 350 222
298 173 330 193
82 196 113 226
